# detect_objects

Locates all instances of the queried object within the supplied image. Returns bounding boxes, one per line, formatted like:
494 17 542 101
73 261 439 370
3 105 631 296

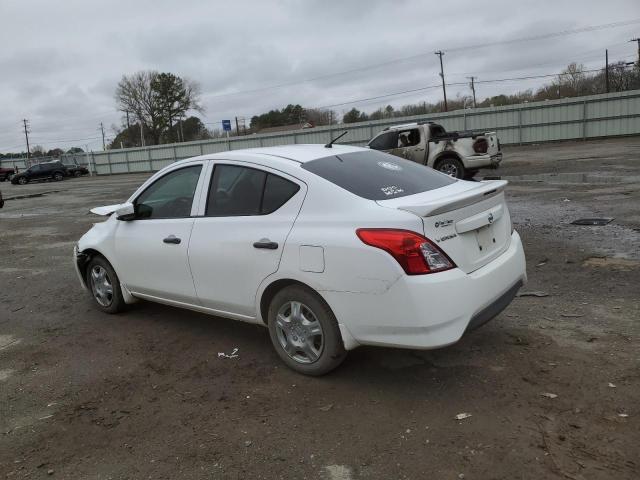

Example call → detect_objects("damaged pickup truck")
367 121 502 179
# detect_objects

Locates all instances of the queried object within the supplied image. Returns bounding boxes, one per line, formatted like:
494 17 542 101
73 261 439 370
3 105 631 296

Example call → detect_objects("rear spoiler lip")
379 180 508 217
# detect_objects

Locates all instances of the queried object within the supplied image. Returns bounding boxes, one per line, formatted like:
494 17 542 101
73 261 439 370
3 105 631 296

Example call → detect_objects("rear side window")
301 150 455 200
368 131 398 150
206 164 300 216
262 174 300 214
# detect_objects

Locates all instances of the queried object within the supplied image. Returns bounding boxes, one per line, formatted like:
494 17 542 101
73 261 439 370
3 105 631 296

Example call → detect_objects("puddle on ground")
583 257 640 270
508 173 640 184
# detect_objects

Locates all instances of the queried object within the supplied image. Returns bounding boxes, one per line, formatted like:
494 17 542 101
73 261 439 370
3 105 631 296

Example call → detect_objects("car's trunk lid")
376 180 511 273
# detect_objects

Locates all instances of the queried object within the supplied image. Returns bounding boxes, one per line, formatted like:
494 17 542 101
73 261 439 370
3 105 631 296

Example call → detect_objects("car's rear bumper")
464 152 502 170
322 231 526 350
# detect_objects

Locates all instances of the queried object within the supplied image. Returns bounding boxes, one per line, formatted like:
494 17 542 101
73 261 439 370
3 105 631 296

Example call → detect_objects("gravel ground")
1 137 639 479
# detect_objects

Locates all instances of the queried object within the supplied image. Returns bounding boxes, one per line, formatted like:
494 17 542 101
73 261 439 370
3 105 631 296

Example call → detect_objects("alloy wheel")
274 301 324 364
90 265 113 307
439 162 459 177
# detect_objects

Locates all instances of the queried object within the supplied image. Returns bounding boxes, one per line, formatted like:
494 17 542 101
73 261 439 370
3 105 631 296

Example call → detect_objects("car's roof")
177 144 368 167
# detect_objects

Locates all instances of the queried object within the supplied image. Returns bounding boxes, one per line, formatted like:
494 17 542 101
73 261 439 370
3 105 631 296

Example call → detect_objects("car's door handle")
163 235 181 244
253 240 278 250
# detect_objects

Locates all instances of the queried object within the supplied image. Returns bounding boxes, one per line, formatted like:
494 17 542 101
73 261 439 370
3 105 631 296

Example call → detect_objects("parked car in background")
0 166 15 182
64 163 90 177
11 161 67 185
75 144 526 375
368 121 502 179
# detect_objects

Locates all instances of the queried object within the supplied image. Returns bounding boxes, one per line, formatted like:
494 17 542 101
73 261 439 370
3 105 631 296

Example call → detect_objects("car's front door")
27 165 42 180
113 162 206 304
188 162 306 319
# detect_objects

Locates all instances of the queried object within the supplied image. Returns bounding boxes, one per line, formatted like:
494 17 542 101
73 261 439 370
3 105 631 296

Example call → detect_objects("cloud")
0 0 638 151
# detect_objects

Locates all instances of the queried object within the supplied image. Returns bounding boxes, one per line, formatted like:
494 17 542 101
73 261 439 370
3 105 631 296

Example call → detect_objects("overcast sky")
1 0 639 152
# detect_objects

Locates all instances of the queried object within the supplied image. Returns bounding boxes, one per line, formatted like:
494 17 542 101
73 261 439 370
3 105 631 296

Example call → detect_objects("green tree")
342 108 368 123
152 73 202 142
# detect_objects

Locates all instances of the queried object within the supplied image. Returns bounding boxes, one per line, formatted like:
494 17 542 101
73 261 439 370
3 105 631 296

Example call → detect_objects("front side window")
398 129 420 147
135 165 202 219
368 131 398 151
206 164 300 216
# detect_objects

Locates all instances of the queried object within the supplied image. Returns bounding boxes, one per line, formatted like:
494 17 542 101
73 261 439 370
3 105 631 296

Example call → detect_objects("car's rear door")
113 161 207 304
188 162 306 319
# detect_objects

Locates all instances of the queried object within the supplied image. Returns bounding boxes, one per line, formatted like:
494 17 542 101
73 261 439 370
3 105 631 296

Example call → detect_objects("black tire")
85 255 126 314
436 156 465 179
18 176 28 185
267 285 346 376
0 176 5 182
74 170 82 177
53 171 64 181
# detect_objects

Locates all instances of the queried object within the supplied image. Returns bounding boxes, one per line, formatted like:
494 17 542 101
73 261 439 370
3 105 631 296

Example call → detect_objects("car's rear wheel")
53 172 64 181
267 285 346 375
18 176 28 185
86 256 125 314
74 170 82 177
436 157 465 179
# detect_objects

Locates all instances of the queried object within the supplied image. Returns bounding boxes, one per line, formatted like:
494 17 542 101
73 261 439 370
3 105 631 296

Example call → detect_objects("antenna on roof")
324 130 348 148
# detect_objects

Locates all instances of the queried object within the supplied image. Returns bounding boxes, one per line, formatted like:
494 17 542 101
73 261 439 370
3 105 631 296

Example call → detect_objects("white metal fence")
2 89 639 175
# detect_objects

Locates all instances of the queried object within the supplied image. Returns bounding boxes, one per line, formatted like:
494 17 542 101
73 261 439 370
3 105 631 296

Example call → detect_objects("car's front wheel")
267 285 346 375
18 176 28 185
86 255 125 314
53 172 64 181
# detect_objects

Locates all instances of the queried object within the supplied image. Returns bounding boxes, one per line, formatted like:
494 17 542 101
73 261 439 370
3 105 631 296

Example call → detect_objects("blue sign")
222 120 232 131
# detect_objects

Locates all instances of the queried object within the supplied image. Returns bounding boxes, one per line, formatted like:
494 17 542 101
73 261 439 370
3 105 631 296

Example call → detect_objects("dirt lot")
1 138 639 479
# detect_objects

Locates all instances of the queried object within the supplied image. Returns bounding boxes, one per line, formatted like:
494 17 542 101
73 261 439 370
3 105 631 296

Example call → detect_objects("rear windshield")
301 150 455 200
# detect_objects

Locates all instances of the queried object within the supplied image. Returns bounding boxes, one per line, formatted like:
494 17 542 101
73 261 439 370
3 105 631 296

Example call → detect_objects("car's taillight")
473 138 488 154
356 229 455 275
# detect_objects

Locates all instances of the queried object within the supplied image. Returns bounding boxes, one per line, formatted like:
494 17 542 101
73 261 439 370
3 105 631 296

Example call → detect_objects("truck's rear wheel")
436 157 465 179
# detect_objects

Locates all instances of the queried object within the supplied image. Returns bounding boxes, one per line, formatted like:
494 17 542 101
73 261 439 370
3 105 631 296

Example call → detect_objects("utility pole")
605 49 610 93
631 38 640 66
179 117 184 142
467 76 477 108
140 121 145 147
99 122 106 150
435 50 448 112
235 116 240 136
125 111 131 147
22 119 30 159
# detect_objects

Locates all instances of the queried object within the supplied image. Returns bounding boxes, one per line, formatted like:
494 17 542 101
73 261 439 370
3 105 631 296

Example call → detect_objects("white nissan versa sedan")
74 144 526 375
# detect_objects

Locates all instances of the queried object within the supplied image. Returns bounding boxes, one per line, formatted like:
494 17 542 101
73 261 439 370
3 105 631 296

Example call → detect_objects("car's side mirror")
115 202 136 221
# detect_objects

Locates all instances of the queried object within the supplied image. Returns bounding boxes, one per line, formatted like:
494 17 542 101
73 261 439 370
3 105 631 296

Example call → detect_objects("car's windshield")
301 150 455 200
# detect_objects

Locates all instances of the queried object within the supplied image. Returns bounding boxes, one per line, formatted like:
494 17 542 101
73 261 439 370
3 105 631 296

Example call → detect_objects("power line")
201 18 640 101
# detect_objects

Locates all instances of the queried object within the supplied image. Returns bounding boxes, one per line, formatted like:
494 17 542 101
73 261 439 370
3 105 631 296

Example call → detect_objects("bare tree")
115 71 202 145
115 71 163 144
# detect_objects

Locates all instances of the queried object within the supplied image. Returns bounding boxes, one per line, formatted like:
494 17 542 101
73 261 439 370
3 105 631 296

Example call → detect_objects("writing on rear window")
301 150 455 200
377 161 402 171
381 185 404 196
